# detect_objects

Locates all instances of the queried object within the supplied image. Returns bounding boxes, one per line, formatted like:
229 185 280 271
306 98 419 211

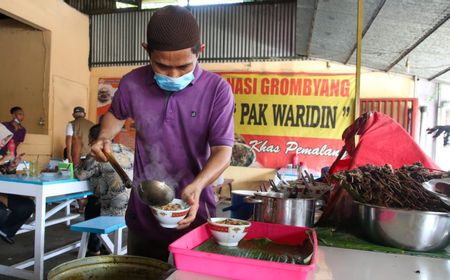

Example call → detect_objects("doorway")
0 13 50 135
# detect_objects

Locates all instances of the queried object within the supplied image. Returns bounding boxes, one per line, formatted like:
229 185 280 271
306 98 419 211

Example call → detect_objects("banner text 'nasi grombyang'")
219 72 356 175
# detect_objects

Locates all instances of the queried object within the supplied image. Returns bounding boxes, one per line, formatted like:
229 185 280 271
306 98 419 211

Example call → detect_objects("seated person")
0 124 34 244
0 106 26 157
75 124 133 255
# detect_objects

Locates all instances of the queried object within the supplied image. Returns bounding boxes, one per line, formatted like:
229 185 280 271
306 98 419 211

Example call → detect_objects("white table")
168 246 450 280
312 246 449 280
0 175 89 280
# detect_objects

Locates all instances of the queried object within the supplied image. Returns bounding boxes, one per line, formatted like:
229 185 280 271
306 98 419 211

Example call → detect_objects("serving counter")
168 245 450 280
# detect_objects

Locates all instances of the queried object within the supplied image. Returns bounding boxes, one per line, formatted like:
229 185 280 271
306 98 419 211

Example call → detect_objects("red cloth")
331 112 439 172
319 112 439 226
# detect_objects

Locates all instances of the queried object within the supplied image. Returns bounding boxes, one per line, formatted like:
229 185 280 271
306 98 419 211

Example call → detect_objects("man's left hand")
177 183 202 230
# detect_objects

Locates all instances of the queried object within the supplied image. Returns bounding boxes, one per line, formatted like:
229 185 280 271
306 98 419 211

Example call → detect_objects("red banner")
236 134 343 176
219 71 356 175
97 71 356 176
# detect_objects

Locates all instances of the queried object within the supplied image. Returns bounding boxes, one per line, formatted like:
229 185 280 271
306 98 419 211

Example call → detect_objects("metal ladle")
104 151 175 206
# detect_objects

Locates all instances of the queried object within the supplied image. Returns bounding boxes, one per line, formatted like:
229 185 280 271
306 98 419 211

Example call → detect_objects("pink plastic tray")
169 221 317 280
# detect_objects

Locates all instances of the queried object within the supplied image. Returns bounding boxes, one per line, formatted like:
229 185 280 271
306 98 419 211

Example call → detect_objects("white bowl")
150 199 191 228
207 217 252 246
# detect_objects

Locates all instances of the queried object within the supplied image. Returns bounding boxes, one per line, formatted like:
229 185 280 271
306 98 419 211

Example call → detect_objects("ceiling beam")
428 66 450 81
345 0 386 64
295 0 319 57
385 11 450 72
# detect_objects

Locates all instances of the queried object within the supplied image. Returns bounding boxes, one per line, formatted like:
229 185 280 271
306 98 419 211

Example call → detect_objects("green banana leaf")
194 235 314 265
316 227 450 259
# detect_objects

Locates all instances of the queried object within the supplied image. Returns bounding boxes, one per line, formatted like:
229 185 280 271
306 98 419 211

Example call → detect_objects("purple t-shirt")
110 64 234 242
0 121 26 156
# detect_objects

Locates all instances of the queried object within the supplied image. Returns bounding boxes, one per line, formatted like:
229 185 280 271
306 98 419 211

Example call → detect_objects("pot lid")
254 191 286 199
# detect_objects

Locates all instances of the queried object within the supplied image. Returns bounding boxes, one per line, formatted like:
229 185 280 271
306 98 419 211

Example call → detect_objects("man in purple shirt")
91 6 234 261
0 107 26 156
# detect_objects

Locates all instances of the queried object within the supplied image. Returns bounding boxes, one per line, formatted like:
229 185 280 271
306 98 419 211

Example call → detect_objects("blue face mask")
154 70 195 92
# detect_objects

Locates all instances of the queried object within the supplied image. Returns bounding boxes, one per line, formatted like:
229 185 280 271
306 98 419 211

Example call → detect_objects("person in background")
0 124 34 245
69 106 94 213
90 5 234 262
0 106 26 156
67 106 95 165
75 124 133 256
0 124 14 168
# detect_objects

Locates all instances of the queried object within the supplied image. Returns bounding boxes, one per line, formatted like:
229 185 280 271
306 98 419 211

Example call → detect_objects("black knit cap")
147 5 200 51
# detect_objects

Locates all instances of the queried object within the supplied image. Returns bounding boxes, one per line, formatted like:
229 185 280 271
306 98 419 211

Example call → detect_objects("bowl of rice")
149 199 191 228
207 217 252 246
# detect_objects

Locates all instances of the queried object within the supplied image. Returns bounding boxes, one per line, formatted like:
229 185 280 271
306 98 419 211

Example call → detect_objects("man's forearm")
99 112 126 140
191 146 232 190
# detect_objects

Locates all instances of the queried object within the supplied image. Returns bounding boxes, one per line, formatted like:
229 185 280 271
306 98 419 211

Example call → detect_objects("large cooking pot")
245 192 316 227
48 255 174 280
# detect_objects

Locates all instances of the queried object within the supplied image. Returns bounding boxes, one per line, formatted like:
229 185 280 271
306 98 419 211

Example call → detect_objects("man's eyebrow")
154 61 193 68
177 62 193 68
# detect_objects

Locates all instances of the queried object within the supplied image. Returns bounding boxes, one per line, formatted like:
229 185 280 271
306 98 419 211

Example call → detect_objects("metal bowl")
48 255 174 280
355 202 450 252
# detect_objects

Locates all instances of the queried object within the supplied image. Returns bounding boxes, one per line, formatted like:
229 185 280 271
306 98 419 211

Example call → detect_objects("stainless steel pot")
245 192 316 227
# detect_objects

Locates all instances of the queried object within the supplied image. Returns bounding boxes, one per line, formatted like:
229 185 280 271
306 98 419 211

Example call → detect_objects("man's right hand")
90 112 126 162
90 138 112 162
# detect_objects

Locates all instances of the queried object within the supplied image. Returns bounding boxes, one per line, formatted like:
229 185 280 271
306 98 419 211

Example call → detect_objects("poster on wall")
97 78 136 149
219 72 355 176
97 72 355 175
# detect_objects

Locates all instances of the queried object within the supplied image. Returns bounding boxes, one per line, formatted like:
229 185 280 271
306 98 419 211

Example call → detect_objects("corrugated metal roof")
90 1 296 66
304 0 450 83
85 0 450 84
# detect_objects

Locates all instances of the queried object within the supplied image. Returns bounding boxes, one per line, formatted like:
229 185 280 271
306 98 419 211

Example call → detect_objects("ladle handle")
104 150 133 189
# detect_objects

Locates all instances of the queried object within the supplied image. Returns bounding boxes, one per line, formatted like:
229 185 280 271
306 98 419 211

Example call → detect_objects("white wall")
434 83 450 170
415 78 438 156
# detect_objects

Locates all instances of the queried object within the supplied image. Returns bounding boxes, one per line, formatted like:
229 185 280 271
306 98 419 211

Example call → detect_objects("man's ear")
194 44 206 60
142 42 150 54
198 43 205 55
